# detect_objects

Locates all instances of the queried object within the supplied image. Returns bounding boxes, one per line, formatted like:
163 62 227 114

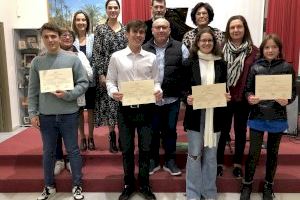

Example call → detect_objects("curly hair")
190 2 214 26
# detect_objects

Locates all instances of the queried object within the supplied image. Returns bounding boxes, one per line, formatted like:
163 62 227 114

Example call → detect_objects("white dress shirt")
106 46 162 99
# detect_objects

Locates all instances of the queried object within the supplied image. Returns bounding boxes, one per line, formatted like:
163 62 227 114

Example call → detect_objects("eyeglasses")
153 25 169 30
199 39 213 43
196 11 208 16
61 33 73 39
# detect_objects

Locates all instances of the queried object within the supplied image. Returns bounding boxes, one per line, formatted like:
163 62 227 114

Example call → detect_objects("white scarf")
223 41 250 87
197 51 221 148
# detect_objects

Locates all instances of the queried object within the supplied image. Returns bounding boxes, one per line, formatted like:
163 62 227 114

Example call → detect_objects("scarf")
197 51 220 148
223 41 250 87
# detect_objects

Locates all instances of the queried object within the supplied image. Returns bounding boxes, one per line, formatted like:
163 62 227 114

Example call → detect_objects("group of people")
27 0 296 200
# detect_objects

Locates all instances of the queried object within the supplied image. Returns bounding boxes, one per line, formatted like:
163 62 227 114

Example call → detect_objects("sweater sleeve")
62 57 89 101
28 57 40 119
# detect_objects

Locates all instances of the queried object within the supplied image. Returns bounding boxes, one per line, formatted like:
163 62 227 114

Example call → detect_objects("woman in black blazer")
183 27 230 200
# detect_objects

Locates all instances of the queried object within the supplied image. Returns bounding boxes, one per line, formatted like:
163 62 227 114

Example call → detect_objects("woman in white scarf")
184 28 230 200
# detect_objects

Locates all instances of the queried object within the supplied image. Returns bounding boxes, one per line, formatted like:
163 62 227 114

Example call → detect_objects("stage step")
0 126 300 193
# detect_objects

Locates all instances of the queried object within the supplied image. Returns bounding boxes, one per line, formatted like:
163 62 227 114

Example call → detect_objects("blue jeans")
39 112 82 187
56 133 64 160
186 130 219 200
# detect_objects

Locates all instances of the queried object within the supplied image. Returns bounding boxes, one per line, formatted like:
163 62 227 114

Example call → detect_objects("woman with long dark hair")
184 27 230 200
92 0 127 153
72 10 96 151
217 15 258 178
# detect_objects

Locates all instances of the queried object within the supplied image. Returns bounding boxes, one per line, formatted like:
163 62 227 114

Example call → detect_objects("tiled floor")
1 128 300 200
1 192 300 200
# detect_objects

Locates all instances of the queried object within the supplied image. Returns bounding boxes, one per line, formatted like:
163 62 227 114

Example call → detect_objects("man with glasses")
28 23 88 200
143 18 189 176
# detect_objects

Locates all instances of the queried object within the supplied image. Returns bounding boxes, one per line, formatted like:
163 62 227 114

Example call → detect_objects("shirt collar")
153 38 169 48
124 46 148 57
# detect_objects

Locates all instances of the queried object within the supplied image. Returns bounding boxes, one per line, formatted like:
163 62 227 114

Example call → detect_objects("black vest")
143 38 184 97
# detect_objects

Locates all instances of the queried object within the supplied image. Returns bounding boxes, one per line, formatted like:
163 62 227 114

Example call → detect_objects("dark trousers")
118 104 154 187
217 100 249 165
151 100 180 163
244 129 282 183
56 133 64 160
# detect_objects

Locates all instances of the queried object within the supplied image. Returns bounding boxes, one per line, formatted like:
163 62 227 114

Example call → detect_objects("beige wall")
0 0 48 129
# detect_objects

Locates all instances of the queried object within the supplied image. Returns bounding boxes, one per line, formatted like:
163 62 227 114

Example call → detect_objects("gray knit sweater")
28 50 89 118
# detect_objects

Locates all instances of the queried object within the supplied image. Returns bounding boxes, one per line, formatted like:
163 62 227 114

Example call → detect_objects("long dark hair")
225 15 252 45
259 33 283 59
72 10 90 35
105 0 120 9
190 27 222 59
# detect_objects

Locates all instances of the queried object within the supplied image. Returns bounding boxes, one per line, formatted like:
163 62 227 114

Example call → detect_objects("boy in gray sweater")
28 23 88 200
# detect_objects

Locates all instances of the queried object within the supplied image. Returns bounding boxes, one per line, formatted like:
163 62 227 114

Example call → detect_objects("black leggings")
244 129 282 183
217 100 249 165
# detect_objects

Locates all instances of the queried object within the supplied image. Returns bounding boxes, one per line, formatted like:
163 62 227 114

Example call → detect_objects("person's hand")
154 90 163 102
52 90 65 98
187 95 193 105
275 99 288 106
225 93 231 102
112 92 123 102
31 116 40 129
248 95 260 105
99 75 106 87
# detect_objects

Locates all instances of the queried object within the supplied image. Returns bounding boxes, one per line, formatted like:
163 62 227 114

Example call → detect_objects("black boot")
109 131 118 153
118 137 122 152
240 183 252 200
263 182 274 200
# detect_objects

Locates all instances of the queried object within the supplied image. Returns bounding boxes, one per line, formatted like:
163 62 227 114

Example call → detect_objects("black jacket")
245 58 296 120
183 58 227 132
143 37 185 98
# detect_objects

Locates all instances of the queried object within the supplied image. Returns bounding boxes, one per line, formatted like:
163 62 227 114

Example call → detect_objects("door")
0 22 13 132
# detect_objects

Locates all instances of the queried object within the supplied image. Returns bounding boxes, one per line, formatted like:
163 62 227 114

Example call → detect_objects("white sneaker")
66 161 72 174
37 186 56 200
72 186 84 200
54 160 65 175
